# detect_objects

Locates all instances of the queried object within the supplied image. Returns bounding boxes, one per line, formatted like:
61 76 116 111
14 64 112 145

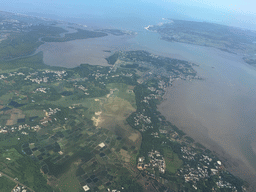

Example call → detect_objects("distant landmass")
0 11 131 61
146 19 256 66
0 11 253 191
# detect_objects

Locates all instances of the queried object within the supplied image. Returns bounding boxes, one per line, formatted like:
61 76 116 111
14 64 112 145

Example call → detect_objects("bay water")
36 18 256 185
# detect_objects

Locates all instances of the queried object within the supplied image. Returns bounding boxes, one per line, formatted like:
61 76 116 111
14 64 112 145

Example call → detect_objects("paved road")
0 171 35 192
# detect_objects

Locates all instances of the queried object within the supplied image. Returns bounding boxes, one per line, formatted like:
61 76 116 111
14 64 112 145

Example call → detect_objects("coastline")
33 26 256 189
158 80 256 189
134 30 256 189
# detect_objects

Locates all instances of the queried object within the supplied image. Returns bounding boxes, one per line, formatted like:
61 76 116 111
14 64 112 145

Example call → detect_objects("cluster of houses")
0 72 25 80
151 132 160 138
73 84 89 95
107 188 125 192
24 70 68 84
34 88 47 93
0 123 41 135
133 105 245 190
137 150 166 174
0 127 8 133
92 69 133 81
41 108 61 125
159 127 181 143
0 74 7 79
25 73 49 84
44 108 61 117
133 112 153 132
0 33 8 42
11 184 27 192
92 72 107 80
0 70 67 85
178 146 243 190
148 150 166 173
180 164 239 191
216 177 238 190
180 166 209 183
181 146 197 161
42 70 67 78
0 17 31 32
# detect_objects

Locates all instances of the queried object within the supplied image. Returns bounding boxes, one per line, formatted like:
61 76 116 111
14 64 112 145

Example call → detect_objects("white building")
83 185 90 191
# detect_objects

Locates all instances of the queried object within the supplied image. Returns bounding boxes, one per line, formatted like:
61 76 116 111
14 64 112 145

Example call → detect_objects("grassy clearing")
0 92 14 104
163 148 183 174
106 83 136 108
2 148 23 164
0 163 5 171
0 136 19 147
103 97 135 117
57 163 81 192
95 154 105 165
6 109 25 126
23 109 45 118
130 148 140 166
99 97 136 139
48 97 101 116
0 114 9 126
1 167 16 178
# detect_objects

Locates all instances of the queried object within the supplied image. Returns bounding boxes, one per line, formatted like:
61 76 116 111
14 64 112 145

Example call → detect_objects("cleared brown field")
5 108 25 126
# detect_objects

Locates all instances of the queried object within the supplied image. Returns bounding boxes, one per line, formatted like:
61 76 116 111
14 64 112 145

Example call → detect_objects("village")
137 150 166 174
0 44 249 191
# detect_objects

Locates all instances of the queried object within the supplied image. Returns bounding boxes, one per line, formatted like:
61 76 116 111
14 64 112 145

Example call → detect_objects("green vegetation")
42 29 108 42
121 64 139 68
0 15 249 191
106 52 120 65
57 163 81 192
150 19 256 47
163 148 183 173
220 171 245 191
0 25 66 60
111 168 143 192
1 148 23 163
114 176 143 192
148 19 256 67
1 156 53 191
185 136 195 143
99 29 128 36
106 83 136 108
0 52 46 71
123 50 196 76
0 176 16 192
45 151 93 177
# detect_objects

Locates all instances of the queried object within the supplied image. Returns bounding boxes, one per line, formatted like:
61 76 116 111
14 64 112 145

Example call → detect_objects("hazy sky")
1 0 256 30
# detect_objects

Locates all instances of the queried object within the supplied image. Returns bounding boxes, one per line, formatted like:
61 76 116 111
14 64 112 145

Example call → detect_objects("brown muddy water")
35 34 135 68
145 34 256 187
36 29 256 188
129 30 256 188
